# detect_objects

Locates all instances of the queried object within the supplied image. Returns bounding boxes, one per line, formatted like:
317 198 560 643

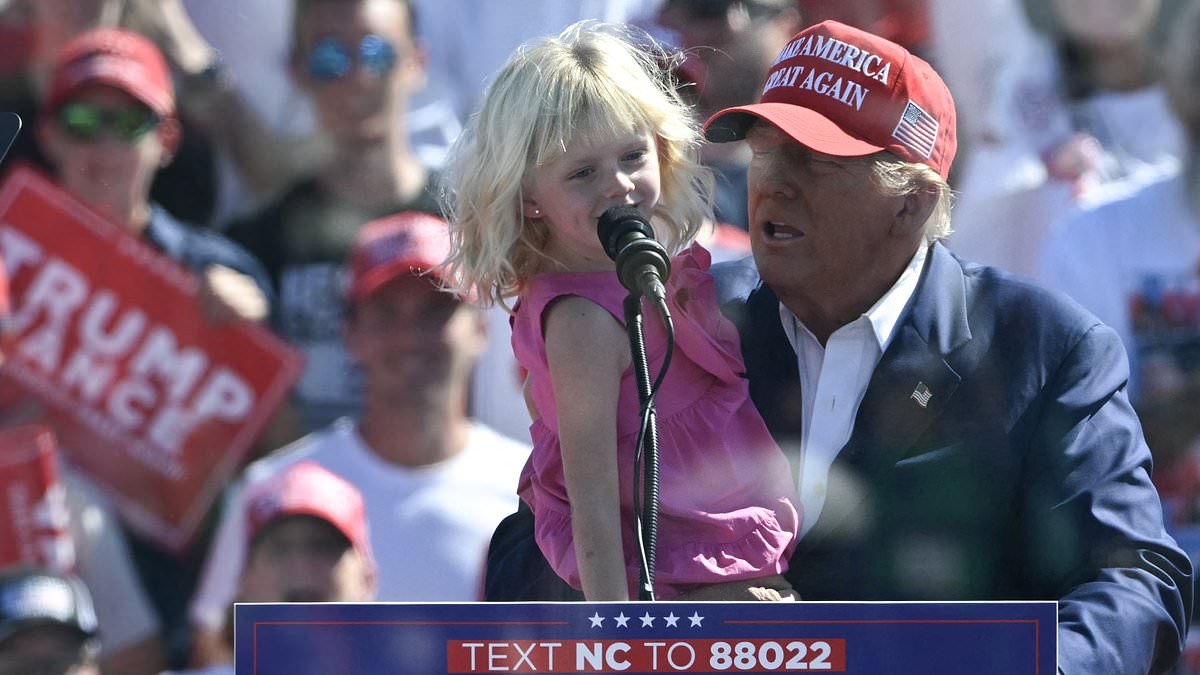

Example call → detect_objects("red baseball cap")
346 211 452 302
45 28 175 118
704 20 957 178
244 462 375 572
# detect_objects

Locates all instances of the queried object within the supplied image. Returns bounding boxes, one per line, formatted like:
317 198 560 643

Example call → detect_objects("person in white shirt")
187 212 529 668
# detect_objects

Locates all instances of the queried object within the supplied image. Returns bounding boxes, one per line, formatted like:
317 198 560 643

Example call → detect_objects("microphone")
597 206 671 302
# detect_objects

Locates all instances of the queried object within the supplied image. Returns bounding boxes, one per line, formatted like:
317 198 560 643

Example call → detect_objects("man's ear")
891 188 936 238
158 116 182 165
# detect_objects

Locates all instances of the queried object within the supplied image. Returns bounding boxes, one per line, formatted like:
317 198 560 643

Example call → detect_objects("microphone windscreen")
597 206 653 260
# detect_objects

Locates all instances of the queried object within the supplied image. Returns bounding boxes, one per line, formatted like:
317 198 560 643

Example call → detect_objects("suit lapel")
838 323 961 471
842 244 971 469
733 244 972 496
802 244 971 543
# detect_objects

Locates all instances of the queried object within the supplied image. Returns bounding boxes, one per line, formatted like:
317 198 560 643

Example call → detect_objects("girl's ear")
521 200 543 219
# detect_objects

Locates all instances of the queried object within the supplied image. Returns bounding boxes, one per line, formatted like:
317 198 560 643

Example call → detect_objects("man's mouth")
765 222 803 240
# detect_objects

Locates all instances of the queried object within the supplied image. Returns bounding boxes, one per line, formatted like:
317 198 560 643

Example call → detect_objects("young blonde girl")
443 21 798 601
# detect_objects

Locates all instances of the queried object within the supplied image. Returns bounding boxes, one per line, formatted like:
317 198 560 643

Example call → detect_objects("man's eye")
807 156 853 173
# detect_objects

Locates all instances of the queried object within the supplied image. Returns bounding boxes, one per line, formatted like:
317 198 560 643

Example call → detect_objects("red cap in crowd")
704 20 956 178
44 28 175 118
244 462 375 572
345 211 452 302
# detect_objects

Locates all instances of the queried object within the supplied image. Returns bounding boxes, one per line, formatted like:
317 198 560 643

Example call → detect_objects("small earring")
531 209 541 217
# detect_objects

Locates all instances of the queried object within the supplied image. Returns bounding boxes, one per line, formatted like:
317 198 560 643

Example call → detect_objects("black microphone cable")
630 294 672 601
599 206 676 601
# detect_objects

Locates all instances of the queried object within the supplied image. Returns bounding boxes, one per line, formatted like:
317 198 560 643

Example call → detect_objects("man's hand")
198 264 268 324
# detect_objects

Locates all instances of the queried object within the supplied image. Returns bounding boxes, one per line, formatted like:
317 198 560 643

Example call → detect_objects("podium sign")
237 601 1056 674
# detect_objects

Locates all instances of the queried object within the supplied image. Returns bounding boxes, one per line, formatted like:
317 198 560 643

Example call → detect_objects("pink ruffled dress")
512 243 800 599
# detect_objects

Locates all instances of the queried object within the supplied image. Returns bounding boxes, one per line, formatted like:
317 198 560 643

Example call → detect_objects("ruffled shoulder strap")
511 271 629 367
520 271 628 327
664 243 749 383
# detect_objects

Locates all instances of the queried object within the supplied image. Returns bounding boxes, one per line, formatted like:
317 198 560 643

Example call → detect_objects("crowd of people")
0 0 1197 673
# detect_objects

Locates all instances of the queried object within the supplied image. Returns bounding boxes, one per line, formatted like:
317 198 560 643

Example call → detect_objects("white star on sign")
614 613 630 628
663 612 680 627
688 612 705 627
588 612 605 628
639 612 656 627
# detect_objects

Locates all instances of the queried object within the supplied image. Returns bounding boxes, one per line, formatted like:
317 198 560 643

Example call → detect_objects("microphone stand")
597 206 673 602
623 294 666 602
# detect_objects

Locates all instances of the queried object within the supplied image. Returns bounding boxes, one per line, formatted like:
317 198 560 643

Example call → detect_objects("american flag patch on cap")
891 100 939 158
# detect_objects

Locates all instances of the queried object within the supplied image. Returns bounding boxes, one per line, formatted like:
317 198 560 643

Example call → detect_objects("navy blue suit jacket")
484 243 1192 674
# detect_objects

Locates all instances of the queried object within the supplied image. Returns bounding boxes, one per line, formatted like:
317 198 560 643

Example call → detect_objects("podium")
236 600 1055 674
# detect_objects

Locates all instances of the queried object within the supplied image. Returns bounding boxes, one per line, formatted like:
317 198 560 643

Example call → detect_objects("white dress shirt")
779 245 928 537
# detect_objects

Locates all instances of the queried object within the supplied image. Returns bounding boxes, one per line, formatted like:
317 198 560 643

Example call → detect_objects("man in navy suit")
484 19 1191 674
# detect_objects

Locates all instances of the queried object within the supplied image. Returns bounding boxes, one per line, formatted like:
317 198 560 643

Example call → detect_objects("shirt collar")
862 243 927 350
141 203 184 257
778 243 928 351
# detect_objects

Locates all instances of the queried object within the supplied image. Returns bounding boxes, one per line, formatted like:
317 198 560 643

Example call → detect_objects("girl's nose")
603 169 637 201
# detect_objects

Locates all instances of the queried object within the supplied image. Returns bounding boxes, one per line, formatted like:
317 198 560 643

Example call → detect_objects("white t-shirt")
1038 171 1200 401
190 419 529 630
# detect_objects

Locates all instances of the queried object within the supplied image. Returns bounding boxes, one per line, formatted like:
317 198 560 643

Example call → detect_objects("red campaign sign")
0 165 303 552
0 425 73 572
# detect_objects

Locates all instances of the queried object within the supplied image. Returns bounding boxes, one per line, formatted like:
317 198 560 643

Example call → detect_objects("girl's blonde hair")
441 20 714 307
